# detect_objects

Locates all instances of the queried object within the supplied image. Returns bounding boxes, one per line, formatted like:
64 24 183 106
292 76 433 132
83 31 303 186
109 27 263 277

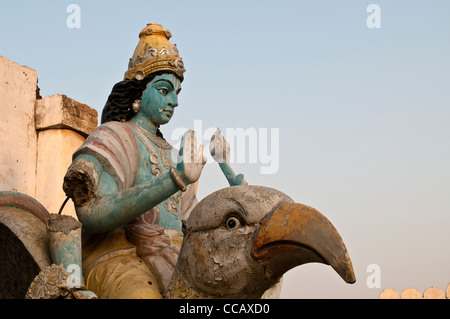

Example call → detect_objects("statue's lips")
251 203 356 284
162 110 173 117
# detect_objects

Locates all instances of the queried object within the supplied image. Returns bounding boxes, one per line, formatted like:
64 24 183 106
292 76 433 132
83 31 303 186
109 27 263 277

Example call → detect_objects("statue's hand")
209 128 230 163
175 130 207 185
209 128 248 186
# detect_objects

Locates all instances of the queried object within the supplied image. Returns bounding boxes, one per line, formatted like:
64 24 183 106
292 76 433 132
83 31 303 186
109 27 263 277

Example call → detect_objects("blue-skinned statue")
0 23 356 300
62 23 206 298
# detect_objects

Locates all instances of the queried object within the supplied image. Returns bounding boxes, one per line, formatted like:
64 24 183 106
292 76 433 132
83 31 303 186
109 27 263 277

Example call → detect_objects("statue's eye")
225 216 241 230
158 88 169 96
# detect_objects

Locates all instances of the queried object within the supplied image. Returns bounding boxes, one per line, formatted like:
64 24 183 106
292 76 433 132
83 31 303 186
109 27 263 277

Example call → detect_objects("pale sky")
1 1 449 298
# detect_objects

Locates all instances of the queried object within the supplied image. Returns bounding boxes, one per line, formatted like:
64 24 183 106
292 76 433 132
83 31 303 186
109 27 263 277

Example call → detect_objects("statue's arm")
72 154 181 233
210 128 247 186
72 130 205 233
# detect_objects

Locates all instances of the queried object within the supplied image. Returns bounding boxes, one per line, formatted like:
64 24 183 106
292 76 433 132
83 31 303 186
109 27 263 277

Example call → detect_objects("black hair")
101 72 165 137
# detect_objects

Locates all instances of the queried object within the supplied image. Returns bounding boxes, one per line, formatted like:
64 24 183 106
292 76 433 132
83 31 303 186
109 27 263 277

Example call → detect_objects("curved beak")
251 203 356 284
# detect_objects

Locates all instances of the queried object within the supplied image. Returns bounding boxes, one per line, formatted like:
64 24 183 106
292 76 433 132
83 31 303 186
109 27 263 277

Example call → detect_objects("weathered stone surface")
36 129 85 218
25 264 69 299
0 206 51 271
0 55 98 220
46 213 81 234
0 55 38 196
35 94 98 137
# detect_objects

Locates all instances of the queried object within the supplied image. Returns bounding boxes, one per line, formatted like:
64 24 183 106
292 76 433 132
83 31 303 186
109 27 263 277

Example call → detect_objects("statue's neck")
129 113 158 135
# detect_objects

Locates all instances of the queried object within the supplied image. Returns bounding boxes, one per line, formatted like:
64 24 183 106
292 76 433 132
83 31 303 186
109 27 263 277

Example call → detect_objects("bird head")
165 185 355 299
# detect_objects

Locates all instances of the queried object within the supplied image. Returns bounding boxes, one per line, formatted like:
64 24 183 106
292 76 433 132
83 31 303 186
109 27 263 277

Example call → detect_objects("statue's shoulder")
77 121 138 159
91 121 138 148
66 121 139 195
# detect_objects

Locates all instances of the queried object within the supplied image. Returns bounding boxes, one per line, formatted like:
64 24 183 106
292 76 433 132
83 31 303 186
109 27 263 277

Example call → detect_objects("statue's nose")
169 93 178 108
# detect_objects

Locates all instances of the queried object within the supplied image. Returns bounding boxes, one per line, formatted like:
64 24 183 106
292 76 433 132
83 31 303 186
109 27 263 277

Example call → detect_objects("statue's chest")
133 135 182 228
135 138 173 181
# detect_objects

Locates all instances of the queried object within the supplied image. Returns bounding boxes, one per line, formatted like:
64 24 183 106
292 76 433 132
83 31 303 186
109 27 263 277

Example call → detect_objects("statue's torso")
130 127 183 230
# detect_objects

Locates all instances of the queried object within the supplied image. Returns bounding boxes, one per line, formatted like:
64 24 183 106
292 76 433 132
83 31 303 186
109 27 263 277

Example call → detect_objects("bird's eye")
158 88 169 96
225 216 241 230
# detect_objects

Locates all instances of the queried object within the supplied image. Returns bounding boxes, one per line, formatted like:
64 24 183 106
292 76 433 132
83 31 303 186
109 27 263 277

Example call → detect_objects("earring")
132 100 141 113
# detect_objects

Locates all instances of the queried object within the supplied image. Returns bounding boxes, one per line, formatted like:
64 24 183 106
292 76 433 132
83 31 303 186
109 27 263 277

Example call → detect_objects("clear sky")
1 1 449 298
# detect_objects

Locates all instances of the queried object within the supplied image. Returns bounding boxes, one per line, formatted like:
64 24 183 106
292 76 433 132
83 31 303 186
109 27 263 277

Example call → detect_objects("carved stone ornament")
25 264 93 299
26 264 69 299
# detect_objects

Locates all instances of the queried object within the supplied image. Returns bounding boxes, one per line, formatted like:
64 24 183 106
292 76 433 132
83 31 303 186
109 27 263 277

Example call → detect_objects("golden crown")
124 23 186 81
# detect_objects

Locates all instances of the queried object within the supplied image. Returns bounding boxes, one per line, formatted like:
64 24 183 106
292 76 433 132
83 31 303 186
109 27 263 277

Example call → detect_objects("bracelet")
170 167 187 192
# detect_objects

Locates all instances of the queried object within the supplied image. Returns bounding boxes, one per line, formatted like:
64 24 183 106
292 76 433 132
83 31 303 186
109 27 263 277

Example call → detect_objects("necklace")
125 122 173 176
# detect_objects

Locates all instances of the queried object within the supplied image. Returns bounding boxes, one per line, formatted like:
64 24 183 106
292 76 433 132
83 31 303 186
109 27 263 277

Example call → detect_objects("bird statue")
0 184 355 299
165 184 355 299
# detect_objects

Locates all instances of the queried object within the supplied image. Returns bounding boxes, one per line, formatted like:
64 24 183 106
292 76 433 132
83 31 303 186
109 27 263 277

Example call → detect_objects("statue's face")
140 73 181 125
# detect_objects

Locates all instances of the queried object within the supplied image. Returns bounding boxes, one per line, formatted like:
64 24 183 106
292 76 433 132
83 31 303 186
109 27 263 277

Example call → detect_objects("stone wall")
0 55 38 197
0 55 98 219
380 283 450 299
